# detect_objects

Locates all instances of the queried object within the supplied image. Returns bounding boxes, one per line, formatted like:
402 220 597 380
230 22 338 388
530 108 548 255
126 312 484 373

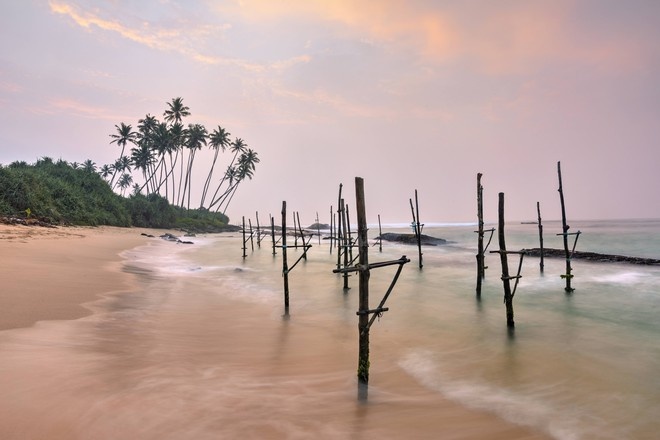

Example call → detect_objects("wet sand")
0 225 552 439
0 224 160 330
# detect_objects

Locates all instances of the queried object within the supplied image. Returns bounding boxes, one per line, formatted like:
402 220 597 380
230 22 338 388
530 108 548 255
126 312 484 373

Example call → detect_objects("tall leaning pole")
355 177 371 396
557 161 574 293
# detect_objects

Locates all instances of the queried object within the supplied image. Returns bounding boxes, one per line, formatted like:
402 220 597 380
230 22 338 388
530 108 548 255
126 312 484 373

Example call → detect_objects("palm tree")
82 159 96 173
99 164 114 181
218 149 259 214
109 123 137 187
208 138 247 211
118 173 133 196
167 122 185 205
164 97 190 125
131 143 156 194
180 123 207 209
200 125 231 208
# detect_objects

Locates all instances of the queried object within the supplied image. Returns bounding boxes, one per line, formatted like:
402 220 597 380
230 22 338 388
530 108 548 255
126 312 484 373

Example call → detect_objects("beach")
0 223 553 439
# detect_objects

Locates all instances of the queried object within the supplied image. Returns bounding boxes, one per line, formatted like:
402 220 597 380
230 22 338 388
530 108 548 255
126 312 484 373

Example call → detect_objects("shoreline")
0 224 552 439
0 224 168 331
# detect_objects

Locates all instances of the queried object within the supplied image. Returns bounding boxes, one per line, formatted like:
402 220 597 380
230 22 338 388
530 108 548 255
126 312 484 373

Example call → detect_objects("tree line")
102 97 259 213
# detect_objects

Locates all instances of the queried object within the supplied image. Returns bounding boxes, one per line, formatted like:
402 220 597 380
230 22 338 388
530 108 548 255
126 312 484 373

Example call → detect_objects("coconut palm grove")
0 97 258 230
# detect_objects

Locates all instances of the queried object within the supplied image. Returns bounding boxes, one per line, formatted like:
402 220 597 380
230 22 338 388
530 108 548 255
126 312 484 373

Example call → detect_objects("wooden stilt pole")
281 201 290 316
255 211 261 248
340 198 350 290
270 215 276 256
296 211 307 260
377 214 383 252
248 219 254 252
242 216 247 259
497 193 515 328
557 161 575 293
410 190 423 269
355 177 370 399
476 173 485 299
316 211 321 245
336 185 343 270
330 206 334 254
537 202 544 273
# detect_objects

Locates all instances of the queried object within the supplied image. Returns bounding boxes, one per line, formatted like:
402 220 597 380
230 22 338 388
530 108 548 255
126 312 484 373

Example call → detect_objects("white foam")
399 349 591 440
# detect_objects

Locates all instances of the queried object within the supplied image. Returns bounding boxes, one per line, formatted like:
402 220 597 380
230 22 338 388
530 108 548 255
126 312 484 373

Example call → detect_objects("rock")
523 248 660 265
377 233 448 246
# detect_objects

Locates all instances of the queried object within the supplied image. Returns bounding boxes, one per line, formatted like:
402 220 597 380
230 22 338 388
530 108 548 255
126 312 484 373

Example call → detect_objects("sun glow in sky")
1 0 659 224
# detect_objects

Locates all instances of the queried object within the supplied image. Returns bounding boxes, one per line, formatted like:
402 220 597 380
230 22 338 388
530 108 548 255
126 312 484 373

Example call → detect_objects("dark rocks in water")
307 223 331 230
378 233 448 246
524 248 660 265
160 233 179 241
159 233 193 244
141 233 155 238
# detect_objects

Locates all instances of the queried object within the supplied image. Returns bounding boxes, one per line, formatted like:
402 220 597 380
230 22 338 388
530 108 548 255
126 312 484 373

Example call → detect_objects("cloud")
48 1 246 68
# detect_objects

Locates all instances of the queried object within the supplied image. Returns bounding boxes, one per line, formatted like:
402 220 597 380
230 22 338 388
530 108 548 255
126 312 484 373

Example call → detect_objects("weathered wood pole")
409 190 423 269
242 216 247 258
537 202 544 273
281 201 290 315
316 211 321 245
330 206 334 254
557 161 574 293
355 177 371 395
378 214 383 252
296 211 307 260
270 215 277 256
497 193 515 328
248 219 254 252
476 173 485 299
255 212 262 248
340 198 350 290
336 185 343 270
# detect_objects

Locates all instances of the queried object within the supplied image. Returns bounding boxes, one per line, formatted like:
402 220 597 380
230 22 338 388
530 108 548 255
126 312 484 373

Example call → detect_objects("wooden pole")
497 193 515 328
410 190 423 269
281 201 290 315
537 201 544 273
346 205 354 264
316 211 321 245
336 185 343 270
248 219 254 252
270 215 276 256
255 211 261 248
330 206 334 254
476 173 485 299
557 161 574 293
355 177 370 398
378 214 383 252
296 211 307 260
242 216 247 259
340 198 350 290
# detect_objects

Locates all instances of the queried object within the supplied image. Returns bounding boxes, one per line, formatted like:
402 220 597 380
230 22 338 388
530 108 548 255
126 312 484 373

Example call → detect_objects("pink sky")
1 1 659 224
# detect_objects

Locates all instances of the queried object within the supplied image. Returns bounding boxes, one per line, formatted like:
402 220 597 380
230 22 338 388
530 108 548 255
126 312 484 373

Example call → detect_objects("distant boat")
521 221 538 224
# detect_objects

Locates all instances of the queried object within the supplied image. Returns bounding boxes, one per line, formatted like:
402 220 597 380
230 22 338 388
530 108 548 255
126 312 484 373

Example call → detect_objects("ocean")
1 218 659 439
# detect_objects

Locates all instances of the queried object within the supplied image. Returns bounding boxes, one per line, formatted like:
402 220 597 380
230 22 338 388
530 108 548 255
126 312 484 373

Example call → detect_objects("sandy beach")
0 224 158 331
0 224 551 439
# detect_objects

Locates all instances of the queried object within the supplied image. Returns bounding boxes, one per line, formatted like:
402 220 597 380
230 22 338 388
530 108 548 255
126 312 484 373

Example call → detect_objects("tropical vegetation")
104 97 259 214
1 97 256 231
0 158 230 231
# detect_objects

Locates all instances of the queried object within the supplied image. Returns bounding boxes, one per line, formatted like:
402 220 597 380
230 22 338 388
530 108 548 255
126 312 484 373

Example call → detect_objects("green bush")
0 159 233 230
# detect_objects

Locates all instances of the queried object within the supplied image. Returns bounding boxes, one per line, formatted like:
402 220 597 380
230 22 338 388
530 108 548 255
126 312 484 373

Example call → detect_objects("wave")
398 349 603 440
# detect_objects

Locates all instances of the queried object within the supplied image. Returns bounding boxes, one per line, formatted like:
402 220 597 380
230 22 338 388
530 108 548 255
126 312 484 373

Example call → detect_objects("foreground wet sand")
0 225 550 439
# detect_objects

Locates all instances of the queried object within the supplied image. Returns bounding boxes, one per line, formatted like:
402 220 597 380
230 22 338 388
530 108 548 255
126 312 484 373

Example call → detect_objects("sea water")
0 219 659 439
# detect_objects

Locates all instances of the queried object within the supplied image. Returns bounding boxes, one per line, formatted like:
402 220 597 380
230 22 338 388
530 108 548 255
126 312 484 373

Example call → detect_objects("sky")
1 0 659 225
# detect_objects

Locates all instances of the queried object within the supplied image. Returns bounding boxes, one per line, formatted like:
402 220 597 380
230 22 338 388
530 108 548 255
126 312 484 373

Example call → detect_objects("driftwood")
378 233 448 246
523 248 660 265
